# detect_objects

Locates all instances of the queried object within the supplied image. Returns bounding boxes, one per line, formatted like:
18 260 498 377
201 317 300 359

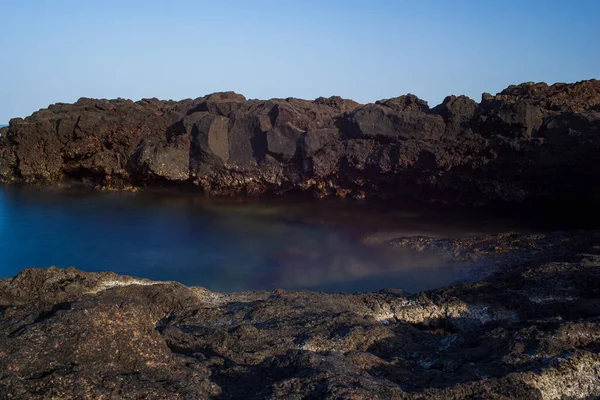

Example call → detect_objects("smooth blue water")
0 186 534 293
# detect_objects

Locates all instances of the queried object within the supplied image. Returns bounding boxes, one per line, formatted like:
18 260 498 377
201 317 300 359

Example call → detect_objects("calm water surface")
0 186 539 293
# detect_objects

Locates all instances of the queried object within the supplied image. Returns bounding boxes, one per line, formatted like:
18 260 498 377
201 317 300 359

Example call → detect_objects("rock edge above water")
1 80 600 206
1 231 599 399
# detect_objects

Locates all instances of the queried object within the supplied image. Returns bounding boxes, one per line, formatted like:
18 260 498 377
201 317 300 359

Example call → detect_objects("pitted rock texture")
1 80 600 206
1 231 599 399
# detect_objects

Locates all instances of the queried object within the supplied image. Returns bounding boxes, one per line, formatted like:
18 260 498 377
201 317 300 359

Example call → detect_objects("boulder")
341 104 446 141
478 96 544 138
432 95 478 137
132 135 190 181
266 122 304 161
375 94 430 112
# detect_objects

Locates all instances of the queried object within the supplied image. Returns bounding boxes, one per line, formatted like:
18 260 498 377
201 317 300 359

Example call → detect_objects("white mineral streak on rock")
94 279 160 293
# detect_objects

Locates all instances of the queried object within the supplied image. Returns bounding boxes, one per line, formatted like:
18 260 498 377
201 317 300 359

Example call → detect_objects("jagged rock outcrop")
1 80 600 205
1 231 599 399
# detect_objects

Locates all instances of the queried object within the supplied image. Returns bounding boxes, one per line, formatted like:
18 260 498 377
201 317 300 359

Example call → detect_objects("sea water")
0 185 540 293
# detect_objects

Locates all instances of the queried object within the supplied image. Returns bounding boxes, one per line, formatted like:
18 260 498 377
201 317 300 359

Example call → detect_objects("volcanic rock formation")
1 231 599 399
1 80 600 206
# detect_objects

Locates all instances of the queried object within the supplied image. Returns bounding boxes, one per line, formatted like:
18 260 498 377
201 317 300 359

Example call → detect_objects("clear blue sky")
1 0 599 122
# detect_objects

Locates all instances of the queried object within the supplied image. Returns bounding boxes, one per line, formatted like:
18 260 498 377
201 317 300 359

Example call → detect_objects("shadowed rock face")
1 231 599 399
1 80 600 205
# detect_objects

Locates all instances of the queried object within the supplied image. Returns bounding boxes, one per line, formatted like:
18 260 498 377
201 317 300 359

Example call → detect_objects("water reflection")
0 186 531 293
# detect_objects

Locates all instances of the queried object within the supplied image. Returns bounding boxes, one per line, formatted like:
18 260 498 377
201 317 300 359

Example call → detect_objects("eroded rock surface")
2 80 600 206
1 231 599 399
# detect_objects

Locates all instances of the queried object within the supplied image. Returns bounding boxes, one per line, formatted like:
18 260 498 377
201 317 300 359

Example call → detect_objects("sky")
0 0 599 123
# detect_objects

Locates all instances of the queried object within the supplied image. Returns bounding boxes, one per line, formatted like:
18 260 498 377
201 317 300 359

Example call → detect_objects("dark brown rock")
497 79 600 112
301 127 340 157
478 97 544 138
2 80 600 206
132 134 191 181
1 231 599 399
266 122 303 162
376 94 431 112
431 95 478 137
342 103 446 141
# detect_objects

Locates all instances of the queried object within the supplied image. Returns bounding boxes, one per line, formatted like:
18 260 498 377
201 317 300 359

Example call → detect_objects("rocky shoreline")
1 80 600 398
1 230 599 399
1 80 599 206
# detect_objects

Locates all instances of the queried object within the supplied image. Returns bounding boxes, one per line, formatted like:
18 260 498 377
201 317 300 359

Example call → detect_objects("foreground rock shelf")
1 231 599 399
1 80 600 206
